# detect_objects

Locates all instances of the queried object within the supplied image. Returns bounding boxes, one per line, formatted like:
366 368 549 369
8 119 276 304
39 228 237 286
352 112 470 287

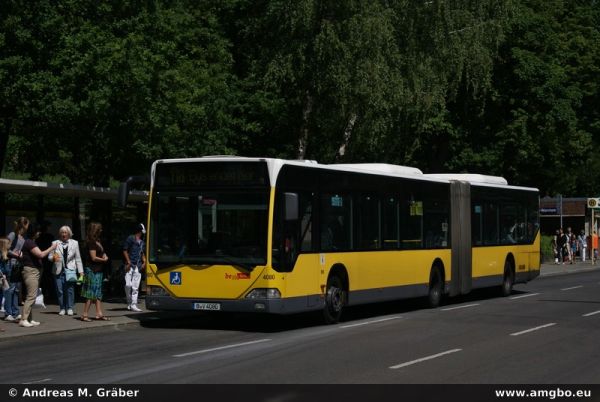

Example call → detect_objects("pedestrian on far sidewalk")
566 227 574 264
81 222 110 322
0 237 10 332
19 223 57 328
123 223 146 312
557 228 569 265
4 217 28 322
49 226 84 316
578 230 587 262
570 233 578 264
552 229 559 264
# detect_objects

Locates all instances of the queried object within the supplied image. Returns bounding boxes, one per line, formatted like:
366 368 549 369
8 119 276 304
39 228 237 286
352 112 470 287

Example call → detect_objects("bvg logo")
225 273 251 280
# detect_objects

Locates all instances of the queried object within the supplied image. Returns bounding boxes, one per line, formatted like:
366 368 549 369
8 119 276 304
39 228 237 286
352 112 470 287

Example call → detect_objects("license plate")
193 302 221 311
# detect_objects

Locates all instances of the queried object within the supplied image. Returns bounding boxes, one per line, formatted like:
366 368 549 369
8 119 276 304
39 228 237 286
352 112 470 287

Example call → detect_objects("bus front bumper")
145 294 323 314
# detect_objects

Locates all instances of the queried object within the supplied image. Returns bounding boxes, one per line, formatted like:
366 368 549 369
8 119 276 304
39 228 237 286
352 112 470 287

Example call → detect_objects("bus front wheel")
323 275 346 324
501 261 514 296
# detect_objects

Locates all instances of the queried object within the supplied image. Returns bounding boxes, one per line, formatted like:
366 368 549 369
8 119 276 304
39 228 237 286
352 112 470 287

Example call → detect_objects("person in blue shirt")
122 223 146 312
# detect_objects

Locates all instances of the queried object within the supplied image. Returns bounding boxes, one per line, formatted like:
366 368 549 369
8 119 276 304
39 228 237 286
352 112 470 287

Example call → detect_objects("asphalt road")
3 270 600 384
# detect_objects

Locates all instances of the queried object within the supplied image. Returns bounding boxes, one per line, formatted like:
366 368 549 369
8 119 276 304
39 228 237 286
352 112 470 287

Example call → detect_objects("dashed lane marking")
23 379 52 384
582 310 600 317
173 339 271 358
390 349 462 369
510 293 540 300
441 303 480 311
561 285 583 291
340 316 401 329
510 323 556 337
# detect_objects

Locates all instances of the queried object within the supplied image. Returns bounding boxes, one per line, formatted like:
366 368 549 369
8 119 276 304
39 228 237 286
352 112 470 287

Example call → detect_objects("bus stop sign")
587 198 600 209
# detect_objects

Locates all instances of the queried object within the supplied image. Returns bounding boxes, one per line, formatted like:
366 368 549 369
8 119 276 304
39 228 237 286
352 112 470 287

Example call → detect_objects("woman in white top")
48 226 84 316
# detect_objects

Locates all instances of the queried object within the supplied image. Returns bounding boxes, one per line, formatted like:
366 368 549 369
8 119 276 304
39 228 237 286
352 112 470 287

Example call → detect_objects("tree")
456 0 600 194
0 0 239 185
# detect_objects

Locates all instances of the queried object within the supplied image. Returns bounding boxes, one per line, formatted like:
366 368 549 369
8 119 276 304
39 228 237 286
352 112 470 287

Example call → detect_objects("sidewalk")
1 260 598 340
539 258 600 277
0 295 173 340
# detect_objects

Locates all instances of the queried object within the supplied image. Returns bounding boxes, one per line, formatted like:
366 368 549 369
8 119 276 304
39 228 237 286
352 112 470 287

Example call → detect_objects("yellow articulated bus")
128 156 540 323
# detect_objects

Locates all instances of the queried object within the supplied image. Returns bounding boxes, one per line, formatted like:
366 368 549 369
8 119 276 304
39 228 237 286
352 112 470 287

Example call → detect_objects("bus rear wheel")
323 275 346 324
428 267 443 308
501 260 514 296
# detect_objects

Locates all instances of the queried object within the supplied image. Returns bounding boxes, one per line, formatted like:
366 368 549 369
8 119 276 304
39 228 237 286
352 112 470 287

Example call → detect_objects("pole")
559 194 563 229
592 208 596 265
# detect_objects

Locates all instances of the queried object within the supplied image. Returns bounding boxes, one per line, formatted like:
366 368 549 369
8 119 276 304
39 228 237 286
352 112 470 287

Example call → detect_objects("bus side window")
356 195 380 250
320 194 352 251
472 204 483 246
382 197 399 249
299 193 314 252
400 194 423 250
483 202 499 245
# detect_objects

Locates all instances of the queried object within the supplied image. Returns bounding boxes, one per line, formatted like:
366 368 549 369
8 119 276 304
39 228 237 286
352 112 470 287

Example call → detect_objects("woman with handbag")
48 226 84 316
19 223 57 327
81 222 110 322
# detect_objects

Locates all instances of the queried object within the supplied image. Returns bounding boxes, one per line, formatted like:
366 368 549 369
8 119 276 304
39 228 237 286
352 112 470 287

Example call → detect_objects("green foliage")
1 0 239 185
447 0 600 194
0 0 599 197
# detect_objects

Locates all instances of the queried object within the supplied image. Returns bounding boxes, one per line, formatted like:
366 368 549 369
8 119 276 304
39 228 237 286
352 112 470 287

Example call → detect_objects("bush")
541 235 554 263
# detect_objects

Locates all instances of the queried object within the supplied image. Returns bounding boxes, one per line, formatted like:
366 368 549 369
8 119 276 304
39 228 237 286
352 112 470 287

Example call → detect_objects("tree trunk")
336 113 358 161
297 90 313 160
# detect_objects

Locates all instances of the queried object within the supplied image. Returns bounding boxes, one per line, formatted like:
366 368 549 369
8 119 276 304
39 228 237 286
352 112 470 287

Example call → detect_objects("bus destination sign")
156 162 269 188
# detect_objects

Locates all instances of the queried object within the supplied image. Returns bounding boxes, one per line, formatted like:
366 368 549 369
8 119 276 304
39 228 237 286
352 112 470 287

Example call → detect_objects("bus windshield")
150 190 270 269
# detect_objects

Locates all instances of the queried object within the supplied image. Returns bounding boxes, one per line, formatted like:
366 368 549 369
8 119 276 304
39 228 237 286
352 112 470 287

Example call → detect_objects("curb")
0 316 147 342
539 265 600 277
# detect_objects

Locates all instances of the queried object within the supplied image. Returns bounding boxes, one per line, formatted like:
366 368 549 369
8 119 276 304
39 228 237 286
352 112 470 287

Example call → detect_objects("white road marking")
561 285 583 291
23 378 52 384
510 323 556 336
390 349 462 369
340 316 401 329
441 303 480 311
510 293 540 300
582 310 600 317
173 339 271 358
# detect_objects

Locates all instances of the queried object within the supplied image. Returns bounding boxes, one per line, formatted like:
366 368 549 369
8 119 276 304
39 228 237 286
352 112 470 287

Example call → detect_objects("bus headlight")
148 286 169 296
245 288 281 299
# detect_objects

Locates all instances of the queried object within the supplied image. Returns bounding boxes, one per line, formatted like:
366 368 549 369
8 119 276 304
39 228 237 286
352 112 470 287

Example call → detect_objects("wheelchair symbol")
170 272 182 285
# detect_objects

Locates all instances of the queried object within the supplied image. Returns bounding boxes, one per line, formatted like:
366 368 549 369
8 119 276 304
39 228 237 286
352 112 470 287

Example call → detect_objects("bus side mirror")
117 175 150 207
285 193 299 221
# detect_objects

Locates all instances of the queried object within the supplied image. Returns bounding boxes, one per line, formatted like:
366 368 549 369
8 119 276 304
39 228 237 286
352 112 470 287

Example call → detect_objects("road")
3 270 600 384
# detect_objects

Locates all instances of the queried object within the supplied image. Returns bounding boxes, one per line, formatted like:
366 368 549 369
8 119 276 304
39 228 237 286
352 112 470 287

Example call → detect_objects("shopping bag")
34 288 46 309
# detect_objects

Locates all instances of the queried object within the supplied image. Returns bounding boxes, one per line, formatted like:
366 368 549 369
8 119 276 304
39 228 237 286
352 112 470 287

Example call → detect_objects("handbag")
9 260 23 283
8 233 24 282
65 268 78 282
